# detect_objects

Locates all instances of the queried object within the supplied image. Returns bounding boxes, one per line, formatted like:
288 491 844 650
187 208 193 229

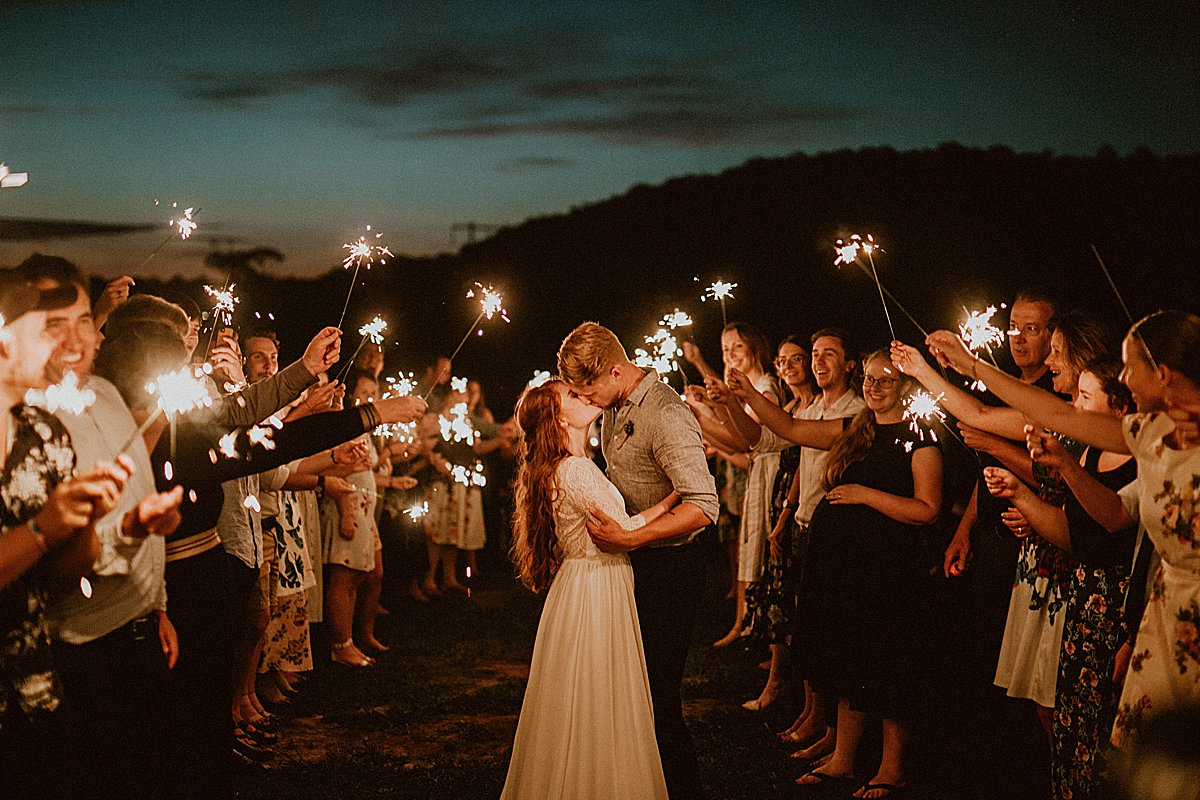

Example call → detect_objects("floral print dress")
1112 412 1200 746
0 406 75 729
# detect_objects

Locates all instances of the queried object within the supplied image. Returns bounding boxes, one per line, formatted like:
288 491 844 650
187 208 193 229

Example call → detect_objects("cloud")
0 103 48 114
0 217 157 241
419 105 874 147
495 156 575 172
528 74 699 99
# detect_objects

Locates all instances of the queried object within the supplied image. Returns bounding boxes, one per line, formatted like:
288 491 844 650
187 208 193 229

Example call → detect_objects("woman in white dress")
501 379 676 800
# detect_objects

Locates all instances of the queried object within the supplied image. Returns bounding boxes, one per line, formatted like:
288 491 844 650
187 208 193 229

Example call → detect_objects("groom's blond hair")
557 322 628 385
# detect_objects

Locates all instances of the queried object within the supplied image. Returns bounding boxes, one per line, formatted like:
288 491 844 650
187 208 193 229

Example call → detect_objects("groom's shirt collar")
621 368 657 408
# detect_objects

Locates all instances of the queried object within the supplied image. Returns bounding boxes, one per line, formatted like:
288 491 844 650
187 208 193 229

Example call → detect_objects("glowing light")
633 327 682 380
701 280 737 302
960 306 1005 354
902 390 946 442
25 372 96 415
527 370 552 389
164 461 174 481
248 425 276 450
146 366 215 419
243 494 261 513
358 315 388 345
172 207 197 240
588 436 599 448
832 233 878 268
218 431 238 459
384 372 416 397
440 402 477 445
80 577 92 599
204 283 239 327
450 376 468 393
660 309 693 330
450 462 487 487
342 225 392 270
405 501 428 522
188 490 198 503
466 283 509 323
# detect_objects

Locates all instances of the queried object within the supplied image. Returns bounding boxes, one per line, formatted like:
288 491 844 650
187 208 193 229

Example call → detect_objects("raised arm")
1028 429 1135 533
919 331 1128 454
890 341 1028 440
727 368 842 449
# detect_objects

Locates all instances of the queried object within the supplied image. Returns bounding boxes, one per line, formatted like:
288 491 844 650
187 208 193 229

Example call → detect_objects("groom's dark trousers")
631 542 707 800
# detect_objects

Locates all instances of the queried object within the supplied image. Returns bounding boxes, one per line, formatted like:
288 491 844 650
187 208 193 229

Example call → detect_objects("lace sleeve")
562 457 645 530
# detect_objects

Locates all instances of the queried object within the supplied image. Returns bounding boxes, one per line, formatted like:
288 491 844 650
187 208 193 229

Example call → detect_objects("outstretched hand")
302 327 342 376
925 330 974 373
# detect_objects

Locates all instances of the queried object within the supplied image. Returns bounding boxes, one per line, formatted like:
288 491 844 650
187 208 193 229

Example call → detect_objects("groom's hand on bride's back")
586 507 634 553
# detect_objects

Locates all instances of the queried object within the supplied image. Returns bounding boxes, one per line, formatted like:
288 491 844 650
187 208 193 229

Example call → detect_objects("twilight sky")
0 0 1195 278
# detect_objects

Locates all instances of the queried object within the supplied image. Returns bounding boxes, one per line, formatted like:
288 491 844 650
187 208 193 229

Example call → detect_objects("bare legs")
355 552 387 651
327 565 372 666
743 643 786 711
713 579 746 647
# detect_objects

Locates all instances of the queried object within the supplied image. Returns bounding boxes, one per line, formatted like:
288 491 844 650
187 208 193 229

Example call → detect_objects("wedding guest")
730 328 864 757
916 310 1200 749
981 358 1136 799
1 270 132 798
794 350 942 798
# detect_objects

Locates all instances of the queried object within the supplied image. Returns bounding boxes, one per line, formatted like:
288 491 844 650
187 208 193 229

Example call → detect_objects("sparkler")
248 425 276 450
633 327 685 386
201 282 240 360
902 390 947 442
422 283 509 401
405 501 428 522
440 402 478 445
24 372 96 415
699 279 737 327
834 233 895 341
450 462 487 487
115 364 216 457
960 305 1004 371
375 371 418 443
527 370 552 389
1090 244 1157 368
141 201 201 267
336 315 389 383
336 226 392 331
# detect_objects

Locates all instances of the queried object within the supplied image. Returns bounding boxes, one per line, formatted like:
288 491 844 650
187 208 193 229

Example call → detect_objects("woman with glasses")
792 350 943 798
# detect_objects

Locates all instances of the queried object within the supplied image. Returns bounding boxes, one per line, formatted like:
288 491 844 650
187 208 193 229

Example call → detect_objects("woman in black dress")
795 350 942 799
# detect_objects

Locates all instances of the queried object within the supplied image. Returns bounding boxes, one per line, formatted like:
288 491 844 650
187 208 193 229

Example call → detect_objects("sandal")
796 771 856 789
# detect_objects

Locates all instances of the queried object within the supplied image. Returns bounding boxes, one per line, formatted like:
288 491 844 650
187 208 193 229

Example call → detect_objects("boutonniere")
624 421 634 438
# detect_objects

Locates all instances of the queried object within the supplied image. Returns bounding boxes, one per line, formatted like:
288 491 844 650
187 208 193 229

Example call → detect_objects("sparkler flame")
633 327 682 380
25 372 96 415
204 283 239 327
902 390 946 442
218 431 239 459
833 233 879 267
172 207 197 240
405 501 429 522
440 402 478 445
384 372 416 397
248 425 276 450
466 283 508 322
660 309 693 330
146 366 215 419
959 306 1005 353
358 315 388 345
450 462 487 487
701 280 737 302
450 376 468 393
527 370 552 389
341 225 392 270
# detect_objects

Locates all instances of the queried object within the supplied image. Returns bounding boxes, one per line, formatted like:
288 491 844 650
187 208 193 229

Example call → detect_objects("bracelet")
27 516 49 554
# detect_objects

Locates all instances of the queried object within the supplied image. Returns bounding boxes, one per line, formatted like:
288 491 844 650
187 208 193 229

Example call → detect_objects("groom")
558 322 718 800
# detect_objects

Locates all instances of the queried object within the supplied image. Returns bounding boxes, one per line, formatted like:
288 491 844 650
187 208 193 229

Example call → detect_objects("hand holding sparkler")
93 276 134 329
924 330 976 374
287 381 345 421
1023 424 1072 470
302 327 344 378
119 486 184 540
375 394 428 425
29 459 133 552
956 422 1004 455
724 367 757 402
703 376 734 408
208 330 245 388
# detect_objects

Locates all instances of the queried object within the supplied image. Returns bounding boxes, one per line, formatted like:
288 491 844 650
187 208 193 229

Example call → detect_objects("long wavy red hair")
510 379 573 592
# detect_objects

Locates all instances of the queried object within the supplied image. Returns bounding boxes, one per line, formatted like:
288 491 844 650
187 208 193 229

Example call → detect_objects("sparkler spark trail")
440 402 478 445
336 225 393 331
115 364 216 458
660 309 693 330
960 305 1005 371
218 431 239 459
833 233 895 341
141 201 201 267
902 390 947 442
450 377 468 393
527 370 552 389
633 327 685 385
405 501 429 522
25 372 96 415
421 283 510 401
201 282 240 360
336 314 389 383
699 279 737 327
248 425 276 450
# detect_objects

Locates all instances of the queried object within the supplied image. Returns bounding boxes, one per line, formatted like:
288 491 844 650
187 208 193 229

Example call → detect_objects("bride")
501 379 674 800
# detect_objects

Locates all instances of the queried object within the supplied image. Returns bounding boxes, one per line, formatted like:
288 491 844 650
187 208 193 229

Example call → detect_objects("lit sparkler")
527 370 552 389
833 233 895 340
660 309 693 330
141 200 201 268
450 376 468 393
25 372 96 415
902 390 947 442
450 462 487 487
201 282 240 359
633 327 684 385
115 364 216 457
699 279 737 327
440 402 478 445
336 225 392 331
422 283 510 400
960 305 1005 370
248 425 276 450
218 431 239 459
336 314 389 383
384 372 416 397
405 501 429 522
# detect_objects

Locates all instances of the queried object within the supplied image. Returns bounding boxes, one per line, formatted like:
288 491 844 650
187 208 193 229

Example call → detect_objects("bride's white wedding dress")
500 456 668 800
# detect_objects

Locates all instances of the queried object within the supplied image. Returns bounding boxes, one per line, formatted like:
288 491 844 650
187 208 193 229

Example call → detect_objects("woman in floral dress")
918 310 1200 748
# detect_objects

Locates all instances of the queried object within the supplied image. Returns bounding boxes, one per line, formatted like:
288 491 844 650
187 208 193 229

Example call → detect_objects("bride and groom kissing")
500 322 719 800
